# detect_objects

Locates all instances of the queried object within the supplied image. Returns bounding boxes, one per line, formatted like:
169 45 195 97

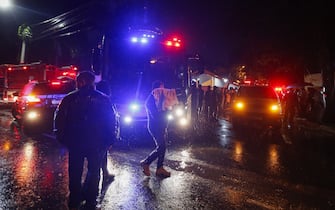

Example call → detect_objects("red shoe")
156 167 171 178
140 161 150 176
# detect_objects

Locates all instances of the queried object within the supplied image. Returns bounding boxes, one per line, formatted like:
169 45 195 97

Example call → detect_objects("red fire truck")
0 62 78 103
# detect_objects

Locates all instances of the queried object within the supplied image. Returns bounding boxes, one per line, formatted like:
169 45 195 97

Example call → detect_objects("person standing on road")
283 88 298 128
140 80 171 178
197 83 204 118
54 71 117 210
95 77 116 184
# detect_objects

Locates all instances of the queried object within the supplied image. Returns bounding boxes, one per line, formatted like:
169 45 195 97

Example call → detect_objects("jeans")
143 125 167 169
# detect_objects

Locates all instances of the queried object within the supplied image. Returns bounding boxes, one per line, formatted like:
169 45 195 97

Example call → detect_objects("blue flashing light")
140 37 148 44
129 32 157 45
129 102 140 112
131 37 138 43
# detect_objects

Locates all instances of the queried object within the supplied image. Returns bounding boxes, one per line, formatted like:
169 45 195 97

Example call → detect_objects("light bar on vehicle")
25 95 41 103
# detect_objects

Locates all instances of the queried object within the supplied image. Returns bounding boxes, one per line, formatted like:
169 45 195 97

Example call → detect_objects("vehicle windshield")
110 67 185 104
238 86 278 99
31 82 75 95
110 71 151 104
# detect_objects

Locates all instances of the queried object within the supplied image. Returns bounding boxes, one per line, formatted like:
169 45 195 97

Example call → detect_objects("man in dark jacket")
54 71 116 210
140 80 171 178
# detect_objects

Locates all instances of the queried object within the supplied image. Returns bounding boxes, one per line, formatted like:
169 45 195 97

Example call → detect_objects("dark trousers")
144 125 167 169
68 148 104 208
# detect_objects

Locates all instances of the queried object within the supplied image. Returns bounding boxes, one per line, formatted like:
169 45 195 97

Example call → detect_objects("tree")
17 24 32 63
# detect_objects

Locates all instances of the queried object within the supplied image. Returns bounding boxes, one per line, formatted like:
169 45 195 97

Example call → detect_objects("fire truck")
94 28 196 144
0 62 78 103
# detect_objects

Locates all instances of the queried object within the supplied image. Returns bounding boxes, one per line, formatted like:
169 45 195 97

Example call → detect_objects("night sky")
1 0 334 73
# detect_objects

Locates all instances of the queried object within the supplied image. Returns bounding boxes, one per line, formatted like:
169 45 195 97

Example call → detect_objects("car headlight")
123 115 133 124
178 117 188 126
235 101 244 110
26 111 39 120
167 113 174 121
270 104 279 112
174 107 185 117
129 102 140 112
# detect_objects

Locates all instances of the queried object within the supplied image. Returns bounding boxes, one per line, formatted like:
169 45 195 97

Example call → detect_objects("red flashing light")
23 66 28 70
164 37 182 48
274 87 282 92
25 95 41 103
8 67 12 71
73 66 78 71
244 80 251 85
166 41 173 46
51 81 61 86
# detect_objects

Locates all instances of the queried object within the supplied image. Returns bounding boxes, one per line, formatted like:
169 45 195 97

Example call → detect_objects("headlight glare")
129 103 140 112
124 115 133 124
27 111 38 120
175 108 184 117
167 114 174 121
179 117 188 126
270 104 279 112
235 102 244 110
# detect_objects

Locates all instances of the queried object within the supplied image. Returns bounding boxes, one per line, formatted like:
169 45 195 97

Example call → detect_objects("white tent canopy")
192 70 226 87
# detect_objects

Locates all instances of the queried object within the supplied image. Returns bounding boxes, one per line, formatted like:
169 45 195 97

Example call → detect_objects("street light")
0 0 11 9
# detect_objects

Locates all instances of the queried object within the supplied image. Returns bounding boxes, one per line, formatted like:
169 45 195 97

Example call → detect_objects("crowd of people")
190 82 238 122
52 72 327 210
189 82 326 128
281 86 326 127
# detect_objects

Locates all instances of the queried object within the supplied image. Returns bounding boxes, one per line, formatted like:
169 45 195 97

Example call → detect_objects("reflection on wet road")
0 108 335 209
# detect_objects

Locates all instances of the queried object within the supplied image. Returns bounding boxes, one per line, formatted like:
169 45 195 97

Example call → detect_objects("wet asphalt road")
0 107 335 210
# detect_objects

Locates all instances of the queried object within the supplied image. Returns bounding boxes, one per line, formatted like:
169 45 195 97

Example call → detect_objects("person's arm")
145 94 159 119
54 96 71 147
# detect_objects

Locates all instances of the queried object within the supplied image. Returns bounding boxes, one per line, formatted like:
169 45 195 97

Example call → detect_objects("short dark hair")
76 71 95 88
152 80 163 90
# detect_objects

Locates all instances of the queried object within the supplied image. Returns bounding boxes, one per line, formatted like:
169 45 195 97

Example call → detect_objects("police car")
12 78 76 135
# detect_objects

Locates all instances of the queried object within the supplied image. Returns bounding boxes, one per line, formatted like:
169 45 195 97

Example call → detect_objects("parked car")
12 78 76 135
231 85 282 129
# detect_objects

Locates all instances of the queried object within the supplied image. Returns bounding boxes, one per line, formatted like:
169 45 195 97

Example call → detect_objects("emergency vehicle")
98 29 192 143
0 63 78 103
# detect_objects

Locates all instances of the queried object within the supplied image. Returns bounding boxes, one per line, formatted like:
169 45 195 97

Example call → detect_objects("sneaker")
140 161 150 176
156 167 171 178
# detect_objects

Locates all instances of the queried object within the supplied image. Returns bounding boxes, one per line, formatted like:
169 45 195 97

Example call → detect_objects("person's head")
152 80 164 90
76 71 96 89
